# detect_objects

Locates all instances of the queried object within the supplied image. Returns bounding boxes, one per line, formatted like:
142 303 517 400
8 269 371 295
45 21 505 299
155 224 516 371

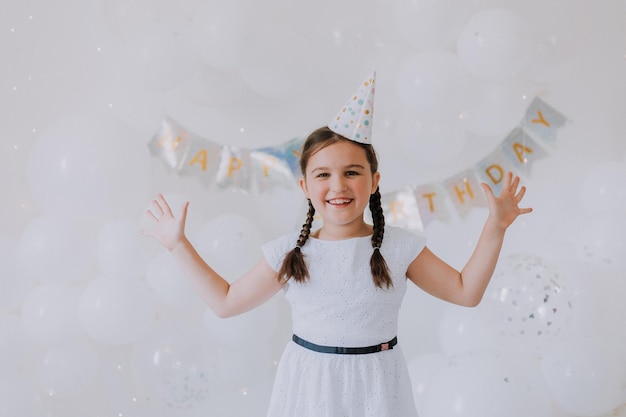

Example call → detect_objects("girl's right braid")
296 199 315 250
369 188 392 289
278 200 315 283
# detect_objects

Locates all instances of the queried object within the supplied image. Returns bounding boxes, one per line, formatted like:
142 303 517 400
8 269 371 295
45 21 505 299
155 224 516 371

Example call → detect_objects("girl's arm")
406 172 532 307
142 194 284 318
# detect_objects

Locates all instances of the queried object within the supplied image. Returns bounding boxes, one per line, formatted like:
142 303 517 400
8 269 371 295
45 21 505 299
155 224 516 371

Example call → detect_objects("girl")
143 73 532 416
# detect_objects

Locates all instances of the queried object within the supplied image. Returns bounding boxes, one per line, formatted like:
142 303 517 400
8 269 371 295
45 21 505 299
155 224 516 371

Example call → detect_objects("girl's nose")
330 176 348 192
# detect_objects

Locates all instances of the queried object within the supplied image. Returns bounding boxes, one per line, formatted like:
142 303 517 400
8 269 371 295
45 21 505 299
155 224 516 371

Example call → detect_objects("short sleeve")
381 226 427 273
261 232 298 272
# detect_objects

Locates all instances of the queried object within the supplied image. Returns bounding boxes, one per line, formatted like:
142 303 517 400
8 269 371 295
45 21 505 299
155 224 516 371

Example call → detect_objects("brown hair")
277 126 392 289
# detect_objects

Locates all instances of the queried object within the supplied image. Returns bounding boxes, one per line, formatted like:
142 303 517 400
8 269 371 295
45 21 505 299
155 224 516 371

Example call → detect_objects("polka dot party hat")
328 70 376 144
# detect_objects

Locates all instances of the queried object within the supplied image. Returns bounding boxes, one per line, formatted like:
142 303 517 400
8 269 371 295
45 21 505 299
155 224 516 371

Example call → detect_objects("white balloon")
145 250 204 310
21 283 82 345
385 0 475 49
407 353 447 414
97 218 150 280
438 305 495 356
422 351 551 417
396 109 467 170
540 336 626 416
130 322 218 410
457 8 534 80
194 213 264 279
79 277 157 346
523 0 589 83
580 161 626 214
573 212 626 269
0 314 28 372
0 371 44 417
202 298 279 346
27 113 152 219
103 11 200 91
188 0 252 71
35 339 99 399
459 78 539 137
395 48 470 116
0 234 31 310
19 215 95 284
238 27 315 100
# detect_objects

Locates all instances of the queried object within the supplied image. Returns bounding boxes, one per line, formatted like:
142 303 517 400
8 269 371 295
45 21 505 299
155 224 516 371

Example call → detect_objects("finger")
156 194 174 216
519 207 533 215
151 199 164 216
145 209 159 222
502 171 513 189
480 182 496 200
515 185 527 202
510 175 520 192
179 201 190 225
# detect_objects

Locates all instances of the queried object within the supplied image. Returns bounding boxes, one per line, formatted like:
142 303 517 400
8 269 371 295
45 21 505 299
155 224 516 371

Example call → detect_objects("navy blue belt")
292 334 397 355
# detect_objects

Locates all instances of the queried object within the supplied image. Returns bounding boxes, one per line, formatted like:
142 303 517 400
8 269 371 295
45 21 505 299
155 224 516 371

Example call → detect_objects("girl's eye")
346 171 359 176
317 172 330 178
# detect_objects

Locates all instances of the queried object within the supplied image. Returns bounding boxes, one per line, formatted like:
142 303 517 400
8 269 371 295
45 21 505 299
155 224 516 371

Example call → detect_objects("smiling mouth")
327 198 352 205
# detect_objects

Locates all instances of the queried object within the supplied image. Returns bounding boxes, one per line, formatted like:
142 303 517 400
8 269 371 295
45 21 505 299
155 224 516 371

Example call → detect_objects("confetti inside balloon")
479 253 573 354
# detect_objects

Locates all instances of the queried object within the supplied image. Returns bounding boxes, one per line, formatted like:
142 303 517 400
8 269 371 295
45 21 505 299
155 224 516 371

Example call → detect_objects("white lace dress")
262 226 426 417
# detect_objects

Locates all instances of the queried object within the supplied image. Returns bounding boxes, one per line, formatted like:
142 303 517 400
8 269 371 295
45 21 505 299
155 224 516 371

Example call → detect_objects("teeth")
329 199 351 204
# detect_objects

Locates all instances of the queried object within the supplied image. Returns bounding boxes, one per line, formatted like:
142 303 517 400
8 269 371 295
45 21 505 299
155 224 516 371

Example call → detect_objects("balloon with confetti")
479 253 574 354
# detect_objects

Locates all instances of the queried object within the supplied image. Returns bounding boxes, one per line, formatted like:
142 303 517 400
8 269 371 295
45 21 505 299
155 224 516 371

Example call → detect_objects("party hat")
328 70 376 144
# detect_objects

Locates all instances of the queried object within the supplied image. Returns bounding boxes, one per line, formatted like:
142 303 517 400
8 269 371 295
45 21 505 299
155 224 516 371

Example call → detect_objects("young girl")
143 73 531 416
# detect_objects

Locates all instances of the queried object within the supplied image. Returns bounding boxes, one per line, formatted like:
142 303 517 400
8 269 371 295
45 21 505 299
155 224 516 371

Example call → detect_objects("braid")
369 188 392 289
277 200 315 283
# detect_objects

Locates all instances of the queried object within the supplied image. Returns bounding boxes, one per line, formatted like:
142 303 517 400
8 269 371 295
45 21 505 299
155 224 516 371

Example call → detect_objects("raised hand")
141 194 189 251
480 172 532 230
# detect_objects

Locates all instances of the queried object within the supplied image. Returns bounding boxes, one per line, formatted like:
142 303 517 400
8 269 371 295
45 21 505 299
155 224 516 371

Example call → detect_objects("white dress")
262 226 426 417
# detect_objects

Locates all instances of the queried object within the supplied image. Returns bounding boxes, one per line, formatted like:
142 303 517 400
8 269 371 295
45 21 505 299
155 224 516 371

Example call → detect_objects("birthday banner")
149 97 567 230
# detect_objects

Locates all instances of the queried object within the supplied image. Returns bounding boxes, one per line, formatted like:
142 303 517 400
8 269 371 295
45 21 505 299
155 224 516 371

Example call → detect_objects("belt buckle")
380 342 389 351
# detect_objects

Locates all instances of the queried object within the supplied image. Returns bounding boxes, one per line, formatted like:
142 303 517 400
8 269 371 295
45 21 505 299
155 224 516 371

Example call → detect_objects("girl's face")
299 140 380 237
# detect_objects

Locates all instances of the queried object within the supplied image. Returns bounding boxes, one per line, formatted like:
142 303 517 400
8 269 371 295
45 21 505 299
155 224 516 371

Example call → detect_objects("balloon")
188 0 253 71
523 0 589 83
97 218 150 280
457 9 534 80
144 250 204 311
103 9 200 91
438 305 495 356
422 351 551 417
459 79 538 137
0 314 28 372
384 0 475 50
27 113 152 219
540 336 626 416
0 371 44 417
396 110 467 170
407 353 447 414
0 234 31 310
202 298 279 346
130 322 218 410
79 277 157 346
194 213 265 279
19 215 95 284
237 26 315 100
573 212 626 269
479 253 574 354
580 161 626 214
21 283 82 345
35 339 99 399
395 48 470 116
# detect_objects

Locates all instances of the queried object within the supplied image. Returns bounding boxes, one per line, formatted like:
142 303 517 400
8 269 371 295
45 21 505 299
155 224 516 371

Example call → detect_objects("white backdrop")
1 0 625 416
